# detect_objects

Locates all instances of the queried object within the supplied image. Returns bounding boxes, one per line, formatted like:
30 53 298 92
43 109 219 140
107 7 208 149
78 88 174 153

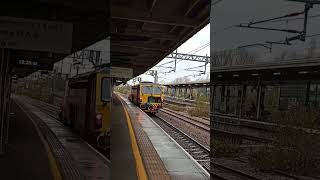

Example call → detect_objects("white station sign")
0 16 73 53
110 67 133 79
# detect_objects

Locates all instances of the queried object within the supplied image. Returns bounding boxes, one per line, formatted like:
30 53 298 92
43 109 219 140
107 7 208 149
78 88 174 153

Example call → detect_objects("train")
128 82 164 113
59 67 111 150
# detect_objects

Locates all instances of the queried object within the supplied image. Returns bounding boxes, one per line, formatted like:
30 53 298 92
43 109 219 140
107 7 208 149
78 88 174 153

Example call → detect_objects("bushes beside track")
187 96 209 118
248 107 320 176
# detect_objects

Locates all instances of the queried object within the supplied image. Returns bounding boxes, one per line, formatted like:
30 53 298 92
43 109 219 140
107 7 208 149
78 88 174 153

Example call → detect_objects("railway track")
153 112 270 179
161 107 272 144
160 107 210 128
152 114 269 179
158 108 313 179
210 161 261 180
30 98 306 180
151 115 210 172
163 96 209 107
155 110 305 180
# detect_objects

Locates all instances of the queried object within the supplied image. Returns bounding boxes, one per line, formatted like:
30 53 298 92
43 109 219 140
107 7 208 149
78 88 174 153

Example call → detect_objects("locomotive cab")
60 68 111 151
129 82 164 113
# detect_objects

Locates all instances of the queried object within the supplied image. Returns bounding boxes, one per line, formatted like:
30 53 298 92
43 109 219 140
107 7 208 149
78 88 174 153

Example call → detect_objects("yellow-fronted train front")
129 82 163 113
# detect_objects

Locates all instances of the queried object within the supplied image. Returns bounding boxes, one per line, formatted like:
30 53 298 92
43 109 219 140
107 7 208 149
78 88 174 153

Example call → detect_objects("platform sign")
0 16 73 53
110 67 133 79
18 60 38 66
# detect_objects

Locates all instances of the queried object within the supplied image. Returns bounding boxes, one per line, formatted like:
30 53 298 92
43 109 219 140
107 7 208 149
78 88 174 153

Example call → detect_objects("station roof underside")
3 0 109 77
110 0 210 77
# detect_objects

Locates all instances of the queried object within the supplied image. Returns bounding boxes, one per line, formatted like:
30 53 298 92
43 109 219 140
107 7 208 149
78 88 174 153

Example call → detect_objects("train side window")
101 78 111 102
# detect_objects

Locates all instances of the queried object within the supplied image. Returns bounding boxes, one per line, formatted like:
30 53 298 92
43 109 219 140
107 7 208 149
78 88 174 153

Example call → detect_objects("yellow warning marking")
118 95 148 180
15 99 62 180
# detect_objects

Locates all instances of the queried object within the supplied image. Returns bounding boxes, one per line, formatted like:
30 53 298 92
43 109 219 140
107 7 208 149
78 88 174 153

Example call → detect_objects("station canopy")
2 0 109 77
110 0 210 77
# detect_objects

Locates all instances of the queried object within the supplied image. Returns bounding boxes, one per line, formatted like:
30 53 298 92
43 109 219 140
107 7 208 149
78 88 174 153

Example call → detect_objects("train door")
137 85 141 105
131 86 138 105
62 78 88 133
95 73 111 149
61 80 70 122
86 74 96 135
71 81 88 133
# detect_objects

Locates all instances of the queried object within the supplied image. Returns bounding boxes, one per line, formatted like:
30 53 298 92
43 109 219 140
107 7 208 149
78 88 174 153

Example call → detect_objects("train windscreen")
142 86 162 94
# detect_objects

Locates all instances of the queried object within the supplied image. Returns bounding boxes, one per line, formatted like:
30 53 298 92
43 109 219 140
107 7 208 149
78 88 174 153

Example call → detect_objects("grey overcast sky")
211 0 320 64
132 24 210 84
129 0 320 84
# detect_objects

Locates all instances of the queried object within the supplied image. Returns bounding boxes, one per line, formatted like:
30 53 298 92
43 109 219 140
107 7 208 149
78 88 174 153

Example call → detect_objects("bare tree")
212 48 256 67
212 49 236 66
171 76 191 84
235 49 257 65
278 50 288 61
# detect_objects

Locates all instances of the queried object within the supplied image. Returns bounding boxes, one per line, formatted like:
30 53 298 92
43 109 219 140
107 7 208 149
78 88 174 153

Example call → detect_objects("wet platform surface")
0 101 53 180
118 94 210 180
14 95 110 180
111 95 138 180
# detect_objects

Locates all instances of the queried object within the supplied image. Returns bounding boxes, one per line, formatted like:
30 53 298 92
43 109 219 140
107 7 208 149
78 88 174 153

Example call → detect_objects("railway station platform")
114 93 210 180
0 97 54 180
2 95 110 180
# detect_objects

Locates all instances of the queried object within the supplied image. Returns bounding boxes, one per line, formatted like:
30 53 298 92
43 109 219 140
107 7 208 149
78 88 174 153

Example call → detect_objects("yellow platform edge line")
15 99 62 180
118 95 148 180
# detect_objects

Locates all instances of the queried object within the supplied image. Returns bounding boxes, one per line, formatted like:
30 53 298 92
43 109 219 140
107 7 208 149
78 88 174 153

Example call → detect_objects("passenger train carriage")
60 67 111 150
128 82 164 113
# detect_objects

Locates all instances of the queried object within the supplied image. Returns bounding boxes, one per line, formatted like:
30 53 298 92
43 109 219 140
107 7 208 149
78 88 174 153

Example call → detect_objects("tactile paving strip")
15 98 87 180
121 98 171 180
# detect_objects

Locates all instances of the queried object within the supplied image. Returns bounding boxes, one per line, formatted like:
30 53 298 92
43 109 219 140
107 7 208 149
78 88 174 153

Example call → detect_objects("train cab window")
142 86 162 94
101 78 111 102
142 86 153 94
153 87 162 94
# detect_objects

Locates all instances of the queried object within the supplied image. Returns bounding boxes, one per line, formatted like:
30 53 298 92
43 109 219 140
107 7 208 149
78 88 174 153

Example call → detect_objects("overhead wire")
162 1 320 82
267 13 320 23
